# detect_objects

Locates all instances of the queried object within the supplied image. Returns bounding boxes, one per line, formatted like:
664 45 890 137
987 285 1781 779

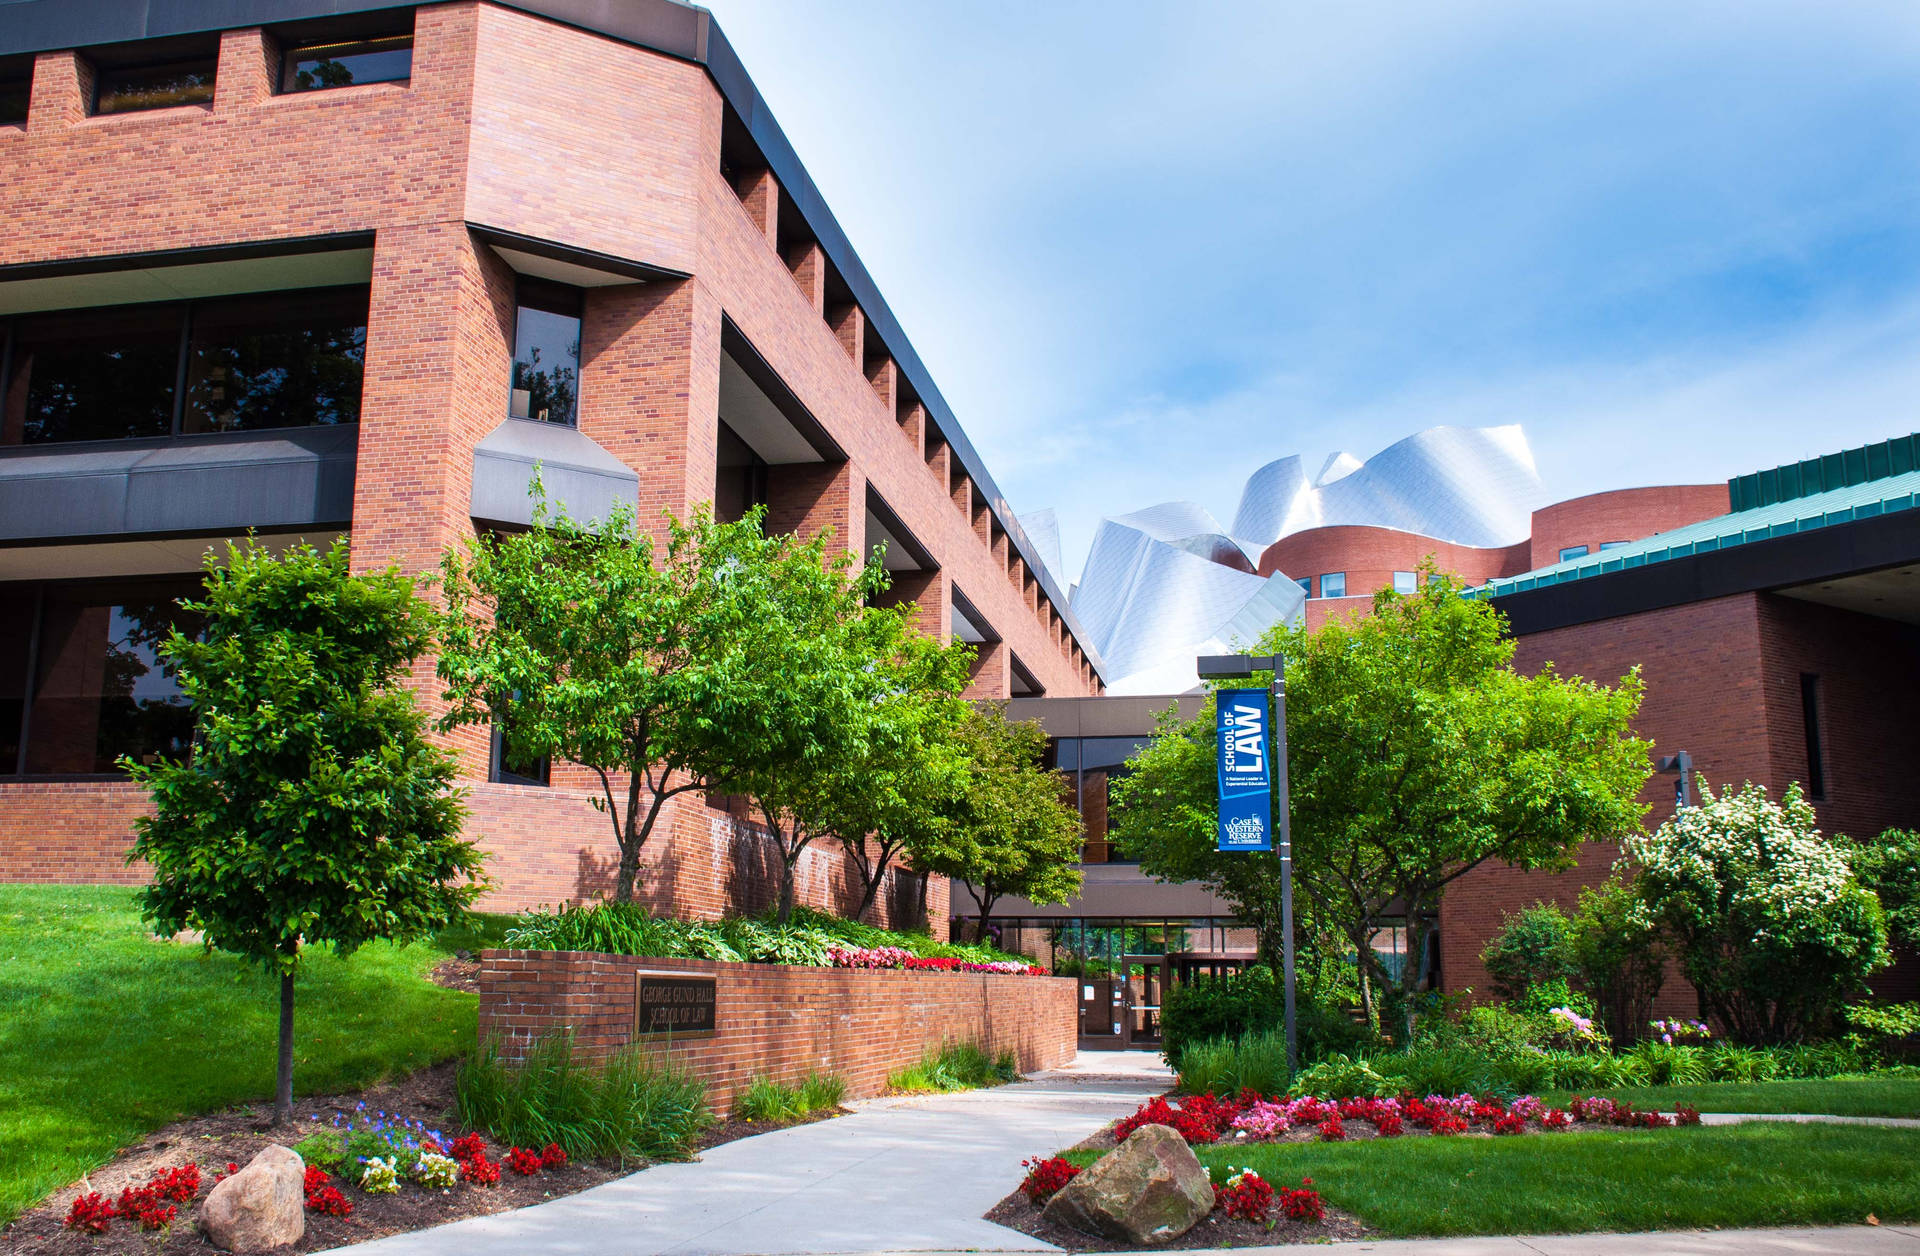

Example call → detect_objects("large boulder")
1041 1124 1214 1245
199 1144 306 1252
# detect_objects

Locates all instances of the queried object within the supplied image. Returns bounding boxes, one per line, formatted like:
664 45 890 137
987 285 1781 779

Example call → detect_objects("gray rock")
1041 1124 1215 1245
198 1144 306 1252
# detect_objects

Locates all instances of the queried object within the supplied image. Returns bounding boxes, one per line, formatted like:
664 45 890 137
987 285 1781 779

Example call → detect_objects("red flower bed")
1215 1170 1274 1222
505 1146 545 1177
1278 1177 1324 1223
1019 1155 1082 1203
540 1143 569 1169
63 1193 114 1235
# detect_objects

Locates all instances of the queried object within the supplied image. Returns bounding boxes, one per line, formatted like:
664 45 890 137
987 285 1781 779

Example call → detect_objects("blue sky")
705 1 1920 578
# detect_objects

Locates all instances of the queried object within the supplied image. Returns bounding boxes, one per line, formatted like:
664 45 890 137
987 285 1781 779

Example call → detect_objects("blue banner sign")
1216 687 1272 852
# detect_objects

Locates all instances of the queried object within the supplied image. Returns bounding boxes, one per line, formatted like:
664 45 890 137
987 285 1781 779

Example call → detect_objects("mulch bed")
3 1061 844 1256
986 1190 1371 1251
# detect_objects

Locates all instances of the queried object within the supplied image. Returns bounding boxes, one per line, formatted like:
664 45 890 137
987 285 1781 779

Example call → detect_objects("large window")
1392 570 1417 595
95 57 216 114
1048 735 1149 864
2 287 369 445
509 280 582 426
1319 572 1346 599
283 35 413 92
1 579 203 777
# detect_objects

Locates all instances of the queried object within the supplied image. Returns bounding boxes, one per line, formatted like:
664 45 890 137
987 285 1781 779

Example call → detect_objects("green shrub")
887 1041 1017 1093
1629 1041 1709 1086
1570 878 1666 1043
731 1071 848 1122
1480 903 1577 1003
1705 1042 1781 1082
457 1033 712 1163
1174 1029 1293 1097
1289 1054 1391 1098
291 1129 345 1172
1161 970 1371 1066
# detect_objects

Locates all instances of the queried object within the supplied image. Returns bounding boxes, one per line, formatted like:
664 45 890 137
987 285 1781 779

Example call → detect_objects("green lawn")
1537 1077 1920 1118
0 884 509 1225
1064 1124 1920 1236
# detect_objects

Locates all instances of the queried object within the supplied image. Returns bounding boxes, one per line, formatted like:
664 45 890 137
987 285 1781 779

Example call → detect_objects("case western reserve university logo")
1215 688 1273 852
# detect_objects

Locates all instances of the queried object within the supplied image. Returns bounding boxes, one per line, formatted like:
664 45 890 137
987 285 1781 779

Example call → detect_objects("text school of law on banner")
1216 687 1272 852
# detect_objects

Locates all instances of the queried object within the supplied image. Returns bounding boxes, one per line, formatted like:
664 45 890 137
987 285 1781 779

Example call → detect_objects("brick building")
0 0 1105 926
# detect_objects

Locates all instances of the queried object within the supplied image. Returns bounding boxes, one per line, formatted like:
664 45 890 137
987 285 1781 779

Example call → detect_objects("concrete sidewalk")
329 1057 1170 1256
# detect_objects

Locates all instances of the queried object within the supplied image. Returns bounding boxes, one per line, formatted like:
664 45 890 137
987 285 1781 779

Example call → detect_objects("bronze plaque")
634 972 717 1039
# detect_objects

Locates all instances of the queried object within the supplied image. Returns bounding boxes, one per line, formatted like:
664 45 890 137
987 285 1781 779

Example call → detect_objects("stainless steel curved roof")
1069 424 1545 693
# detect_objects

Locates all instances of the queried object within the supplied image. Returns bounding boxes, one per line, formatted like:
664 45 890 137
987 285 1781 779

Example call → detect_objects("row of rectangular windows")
0 16 415 127
1295 548 1633 601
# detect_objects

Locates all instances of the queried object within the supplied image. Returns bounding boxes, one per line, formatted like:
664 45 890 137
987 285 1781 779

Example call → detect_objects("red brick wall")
1440 591 1920 1003
476 950 1076 1111
1259 526 1529 594
0 781 152 884
1529 485 1729 569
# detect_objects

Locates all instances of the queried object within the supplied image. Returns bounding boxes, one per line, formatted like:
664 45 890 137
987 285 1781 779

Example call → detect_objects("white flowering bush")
409 1152 460 1189
360 1156 401 1195
1623 780 1889 1043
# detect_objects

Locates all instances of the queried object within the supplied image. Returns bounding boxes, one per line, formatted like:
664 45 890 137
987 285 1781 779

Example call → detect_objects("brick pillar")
950 471 971 519
214 28 274 110
579 277 723 547
880 568 950 643
28 52 89 132
965 638 1011 699
925 432 950 487
900 400 926 455
866 354 896 413
765 460 864 558
786 243 826 316
737 168 778 247
829 302 864 371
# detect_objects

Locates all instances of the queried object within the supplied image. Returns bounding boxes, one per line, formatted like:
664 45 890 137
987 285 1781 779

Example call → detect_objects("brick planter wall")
477 950 1077 1112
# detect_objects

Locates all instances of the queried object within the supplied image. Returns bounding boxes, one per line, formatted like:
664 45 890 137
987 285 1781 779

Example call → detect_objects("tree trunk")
915 871 931 931
777 850 797 924
974 886 998 945
273 971 295 1126
614 772 646 903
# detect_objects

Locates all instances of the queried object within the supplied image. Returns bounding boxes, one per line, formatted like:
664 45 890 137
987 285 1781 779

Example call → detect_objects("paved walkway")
334 1053 1171 1256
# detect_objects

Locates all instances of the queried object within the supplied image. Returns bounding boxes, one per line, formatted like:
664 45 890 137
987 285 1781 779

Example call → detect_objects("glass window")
715 419 769 524
95 58 216 114
489 722 550 787
509 280 582 426
0 60 28 127
1293 576 1311 595
1392 571 1417 595
1558 545 1589 562
6 305 182 443
1319 572 1346 599
282 36 413 92
182 287 368 433
19 580 202 775
1599 540 1630 551
0 594 30 773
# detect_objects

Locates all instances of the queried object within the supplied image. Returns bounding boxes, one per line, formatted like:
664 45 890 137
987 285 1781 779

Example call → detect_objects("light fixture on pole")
1655 751 1694 810
1197 652 1298 1074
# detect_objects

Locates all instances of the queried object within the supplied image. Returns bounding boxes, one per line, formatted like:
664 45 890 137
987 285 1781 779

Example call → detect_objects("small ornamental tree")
126 538 486 1125
1624 780 1891 1043
1479 902 1578 1004
913 704 1083 940
1115 567 1651 1037
1851 828 1920 953
439 497 782 902
1569 876 1666 1044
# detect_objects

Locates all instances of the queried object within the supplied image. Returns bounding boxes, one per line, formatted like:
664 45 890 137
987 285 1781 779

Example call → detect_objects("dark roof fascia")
468 223 688 284
0 0 1104 680
1487 507 1920 636
0 230 375 282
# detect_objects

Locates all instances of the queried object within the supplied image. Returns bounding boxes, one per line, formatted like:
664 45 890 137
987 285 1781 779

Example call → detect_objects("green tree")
1115 568 1651 1038
1851 828 1920 953
913 704 1084 940
1569 876 1666 1044
126 538 485 1125
1479 902 1578 1004
439 497 781 903
1625 779 1891 1043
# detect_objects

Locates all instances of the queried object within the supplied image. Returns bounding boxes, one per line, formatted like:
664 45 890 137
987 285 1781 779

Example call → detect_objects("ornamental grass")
456 1033 712 1164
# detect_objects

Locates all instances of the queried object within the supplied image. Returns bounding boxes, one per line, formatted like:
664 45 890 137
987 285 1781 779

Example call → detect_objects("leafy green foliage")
885 1040 1019 1093
456 1033 712 1163
731 1072 847 1122
290 1129 347 1172
1170 1030 1295 1097
1852 828 1920 952
1626 780 1891 1043
1569 877 1666 1043
1115 567 1651 1038
500 902 1030 966
1479 903 1577 1004
125 538 485 1121
1159 969 1373 1065
909 703 1083 936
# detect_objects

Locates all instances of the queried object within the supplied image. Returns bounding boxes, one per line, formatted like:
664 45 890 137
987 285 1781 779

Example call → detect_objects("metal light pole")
1197 652 1298 1074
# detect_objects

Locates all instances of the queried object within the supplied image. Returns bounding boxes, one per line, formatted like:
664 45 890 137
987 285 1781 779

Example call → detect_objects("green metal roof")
1728 432 1920 512
1473 461 1920 602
